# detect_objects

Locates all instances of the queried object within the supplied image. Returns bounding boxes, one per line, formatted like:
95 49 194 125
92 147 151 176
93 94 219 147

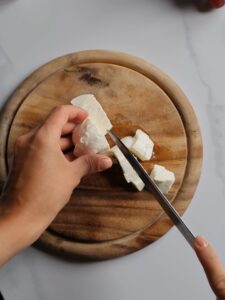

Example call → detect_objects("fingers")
44 105 88 138
71 154 112 184
194 236 225 298
64 151 75 162
19 106 86 144
60 137 74 151
61 122 77 135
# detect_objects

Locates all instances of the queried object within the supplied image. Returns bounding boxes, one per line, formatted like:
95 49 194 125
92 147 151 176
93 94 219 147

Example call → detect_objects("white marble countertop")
0 1 225 299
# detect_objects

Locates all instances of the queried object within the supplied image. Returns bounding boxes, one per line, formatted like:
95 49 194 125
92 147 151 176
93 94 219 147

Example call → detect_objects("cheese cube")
103 135 134 157
71 94 112 135
130 129 154 161
112 146 144 191
150 164 175 194
73 119 110 156
121 136 135 149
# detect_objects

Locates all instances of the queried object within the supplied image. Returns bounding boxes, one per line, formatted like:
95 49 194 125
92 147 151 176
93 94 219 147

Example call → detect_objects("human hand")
0 105 112 265
194 236 225 299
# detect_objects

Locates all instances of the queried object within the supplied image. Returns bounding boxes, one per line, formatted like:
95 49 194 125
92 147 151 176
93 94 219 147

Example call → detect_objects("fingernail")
195 236 209 248
99 158 112 171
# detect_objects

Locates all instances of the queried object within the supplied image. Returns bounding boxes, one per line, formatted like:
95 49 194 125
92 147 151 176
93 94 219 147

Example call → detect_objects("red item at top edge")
209 0 225 8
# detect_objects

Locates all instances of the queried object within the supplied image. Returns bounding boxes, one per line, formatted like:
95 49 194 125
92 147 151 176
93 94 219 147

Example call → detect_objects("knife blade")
107 130 195 248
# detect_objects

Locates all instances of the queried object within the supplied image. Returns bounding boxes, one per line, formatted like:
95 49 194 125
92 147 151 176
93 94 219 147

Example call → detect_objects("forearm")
0 203 43 267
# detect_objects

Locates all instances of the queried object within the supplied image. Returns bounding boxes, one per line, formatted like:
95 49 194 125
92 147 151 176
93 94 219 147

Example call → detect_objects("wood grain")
0 50 202 260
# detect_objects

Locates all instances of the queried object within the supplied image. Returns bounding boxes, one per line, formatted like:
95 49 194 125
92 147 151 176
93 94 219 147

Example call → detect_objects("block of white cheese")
112 146 144 191
130 129 154 161
121 136 135 149
124 173 145 192
73 119 110 156
105 136 135 158
150 164 175 194
71 94 112 135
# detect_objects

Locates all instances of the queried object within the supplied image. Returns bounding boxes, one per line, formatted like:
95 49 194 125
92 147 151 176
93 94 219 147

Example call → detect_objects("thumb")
194 236 225 299
71 154 112 181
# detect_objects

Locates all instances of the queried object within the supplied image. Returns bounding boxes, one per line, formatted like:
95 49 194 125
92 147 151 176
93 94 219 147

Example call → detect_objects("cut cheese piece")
132 177 145 192
150 164 175 194
112 146 144 191
124 172 145 192
111 146 129 173
130 129 154 161
121 136 135 149
73 119 110 156
104 136 135 158
71 94 112 135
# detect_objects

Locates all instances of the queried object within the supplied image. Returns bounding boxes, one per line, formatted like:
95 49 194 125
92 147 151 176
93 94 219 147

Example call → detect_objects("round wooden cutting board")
0 50 202 260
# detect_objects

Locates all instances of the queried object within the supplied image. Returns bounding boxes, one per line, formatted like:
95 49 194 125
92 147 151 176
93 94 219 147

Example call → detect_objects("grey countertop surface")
0 1 225 299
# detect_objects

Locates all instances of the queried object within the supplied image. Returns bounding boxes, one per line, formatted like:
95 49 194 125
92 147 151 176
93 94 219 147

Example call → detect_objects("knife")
107 130 195 248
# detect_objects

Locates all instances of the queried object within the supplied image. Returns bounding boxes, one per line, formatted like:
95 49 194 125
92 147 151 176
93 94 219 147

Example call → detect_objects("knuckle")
53 105 66 115
84 155 96 173
33 127 47 145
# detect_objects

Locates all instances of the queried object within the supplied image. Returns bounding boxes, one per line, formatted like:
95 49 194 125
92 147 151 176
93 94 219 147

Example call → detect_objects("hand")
194 236 225 299
0 105 112 266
